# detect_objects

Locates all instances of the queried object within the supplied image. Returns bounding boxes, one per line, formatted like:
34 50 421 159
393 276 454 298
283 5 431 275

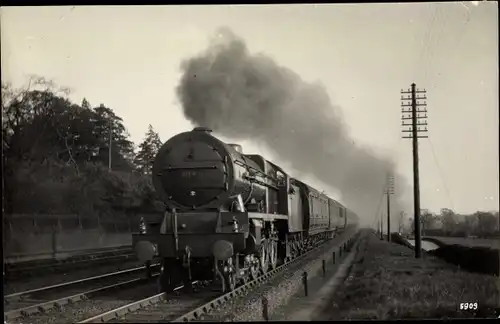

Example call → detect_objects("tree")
440 208 458 234
134 125 163 175
2 76 72 163
494 211 500 231
90 104 135 171
2 77 77 212
461 214 477 236
407 217 414 235
474 211 497 236
2 75 141 215
420 209 437 235
1 78 135 170
81 98 91 109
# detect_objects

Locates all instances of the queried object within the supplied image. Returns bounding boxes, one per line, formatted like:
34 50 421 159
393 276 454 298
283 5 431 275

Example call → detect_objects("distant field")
407 240 440 251
324 233 498 320
425 236 500 250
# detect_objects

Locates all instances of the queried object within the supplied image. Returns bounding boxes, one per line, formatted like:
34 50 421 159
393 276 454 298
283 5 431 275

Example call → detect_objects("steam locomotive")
133 127 359 293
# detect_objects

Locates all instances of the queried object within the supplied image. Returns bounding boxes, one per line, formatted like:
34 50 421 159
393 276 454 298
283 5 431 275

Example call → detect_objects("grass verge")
325 232 499 320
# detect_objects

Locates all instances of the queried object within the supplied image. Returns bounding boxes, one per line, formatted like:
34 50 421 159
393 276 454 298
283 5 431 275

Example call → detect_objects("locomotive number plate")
181 171 198 178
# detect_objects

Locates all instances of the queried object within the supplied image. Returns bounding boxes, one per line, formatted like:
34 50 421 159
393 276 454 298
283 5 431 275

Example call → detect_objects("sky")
1 3 498 225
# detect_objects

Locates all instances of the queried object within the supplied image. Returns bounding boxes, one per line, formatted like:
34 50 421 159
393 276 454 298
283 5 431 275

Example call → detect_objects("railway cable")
419 5 450 83
415 2 475 85
427 137 456 212
411 3 479 213
398 3 474 217
409 2 471 86
437 2 474 72
413 3 438 80
426 2 494 213
381 3 442 235
412 2 440 82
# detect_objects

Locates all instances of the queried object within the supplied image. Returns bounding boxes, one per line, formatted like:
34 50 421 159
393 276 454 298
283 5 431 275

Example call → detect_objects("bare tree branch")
55 127 80 176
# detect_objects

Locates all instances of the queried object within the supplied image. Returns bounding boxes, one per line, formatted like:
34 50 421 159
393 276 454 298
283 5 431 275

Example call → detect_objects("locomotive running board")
247 212 289 221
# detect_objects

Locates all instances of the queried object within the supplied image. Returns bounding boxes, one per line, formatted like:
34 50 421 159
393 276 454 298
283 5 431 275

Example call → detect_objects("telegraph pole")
401 83 428 258
399 211 406 234
380 214 384 240
386 174 395 242
108 118 112 170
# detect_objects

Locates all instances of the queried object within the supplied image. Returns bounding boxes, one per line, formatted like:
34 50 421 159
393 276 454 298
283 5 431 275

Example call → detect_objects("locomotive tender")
133 127 358 292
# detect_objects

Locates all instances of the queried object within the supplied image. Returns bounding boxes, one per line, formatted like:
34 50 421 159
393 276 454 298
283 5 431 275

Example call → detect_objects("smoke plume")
176 27 410 226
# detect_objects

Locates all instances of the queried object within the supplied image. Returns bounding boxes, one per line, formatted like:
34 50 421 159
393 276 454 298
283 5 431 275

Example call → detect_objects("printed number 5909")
460 302 478 310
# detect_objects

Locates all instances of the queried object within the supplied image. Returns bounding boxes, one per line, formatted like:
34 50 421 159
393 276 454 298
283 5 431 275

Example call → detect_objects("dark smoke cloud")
176 27 410 226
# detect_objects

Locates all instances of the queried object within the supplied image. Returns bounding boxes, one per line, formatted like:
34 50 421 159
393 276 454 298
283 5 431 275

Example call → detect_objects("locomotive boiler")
133 127 358 293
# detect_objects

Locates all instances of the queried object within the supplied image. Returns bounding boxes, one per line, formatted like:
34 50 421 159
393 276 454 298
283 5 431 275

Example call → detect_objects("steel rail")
5 246 133 265
4 263 160 322
78 228 357 323
5 263 160 301
173 232 357 322
77 282 197 324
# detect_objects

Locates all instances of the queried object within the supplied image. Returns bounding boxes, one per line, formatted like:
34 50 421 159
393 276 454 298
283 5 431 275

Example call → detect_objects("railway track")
4 262 161 323
5 247 135 280
77 229 359 323
4 259 150 296
79 282 214 323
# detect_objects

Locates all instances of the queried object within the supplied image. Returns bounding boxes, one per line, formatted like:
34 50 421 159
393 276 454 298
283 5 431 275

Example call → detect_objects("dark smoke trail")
176 27 410 226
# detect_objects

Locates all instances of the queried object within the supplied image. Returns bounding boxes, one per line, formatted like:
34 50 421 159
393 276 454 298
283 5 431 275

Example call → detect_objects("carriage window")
276 171 286 186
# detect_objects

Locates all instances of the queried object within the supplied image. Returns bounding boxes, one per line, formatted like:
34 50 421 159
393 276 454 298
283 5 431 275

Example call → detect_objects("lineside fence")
3 213 154 262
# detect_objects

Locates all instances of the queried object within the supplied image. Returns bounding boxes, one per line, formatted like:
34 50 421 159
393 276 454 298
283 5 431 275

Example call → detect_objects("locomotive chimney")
192 127 213 133
228 144 243 153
